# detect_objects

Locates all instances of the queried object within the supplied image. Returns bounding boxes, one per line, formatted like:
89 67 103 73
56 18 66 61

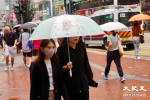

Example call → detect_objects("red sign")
74 8 95 16
144 10 147 14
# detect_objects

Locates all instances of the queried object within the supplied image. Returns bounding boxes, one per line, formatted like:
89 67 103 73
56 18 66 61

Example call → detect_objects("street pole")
21 14 23 24
9 0 12 29
69 0 72 14
64 0 66 14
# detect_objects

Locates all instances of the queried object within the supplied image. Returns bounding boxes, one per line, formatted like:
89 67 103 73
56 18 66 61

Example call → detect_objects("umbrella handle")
67 37 72 77
69 69 72 77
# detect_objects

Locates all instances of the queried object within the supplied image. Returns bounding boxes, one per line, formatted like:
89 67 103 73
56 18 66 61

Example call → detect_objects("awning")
62 0 83 5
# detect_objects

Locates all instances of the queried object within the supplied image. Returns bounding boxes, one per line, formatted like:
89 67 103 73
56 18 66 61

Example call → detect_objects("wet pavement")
0 48 150 100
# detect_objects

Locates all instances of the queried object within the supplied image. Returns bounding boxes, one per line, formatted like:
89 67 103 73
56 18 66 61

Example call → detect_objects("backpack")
28 34 33 48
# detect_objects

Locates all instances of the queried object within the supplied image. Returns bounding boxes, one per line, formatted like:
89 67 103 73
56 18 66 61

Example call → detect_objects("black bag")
140 35 144 44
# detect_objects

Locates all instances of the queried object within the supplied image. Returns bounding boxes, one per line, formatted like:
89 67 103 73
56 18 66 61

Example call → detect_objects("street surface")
0 33 150 100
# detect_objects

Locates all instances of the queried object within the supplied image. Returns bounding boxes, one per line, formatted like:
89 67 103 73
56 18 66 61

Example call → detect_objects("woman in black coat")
30 39 69 100
57 37 97 100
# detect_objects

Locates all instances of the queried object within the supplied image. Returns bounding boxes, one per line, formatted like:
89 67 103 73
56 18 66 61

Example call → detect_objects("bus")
84 8 143 49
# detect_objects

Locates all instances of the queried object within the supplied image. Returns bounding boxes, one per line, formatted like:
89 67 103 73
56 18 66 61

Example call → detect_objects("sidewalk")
0 49 150 100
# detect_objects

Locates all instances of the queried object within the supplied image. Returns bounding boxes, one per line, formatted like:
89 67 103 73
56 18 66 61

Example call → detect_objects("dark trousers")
0 40 3 48
105 50 124 77
69 90 89 100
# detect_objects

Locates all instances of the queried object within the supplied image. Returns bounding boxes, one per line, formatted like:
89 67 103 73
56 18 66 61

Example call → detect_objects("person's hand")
67 61 73 69
106 51 108 54
13 46 16 50
4 47 5 51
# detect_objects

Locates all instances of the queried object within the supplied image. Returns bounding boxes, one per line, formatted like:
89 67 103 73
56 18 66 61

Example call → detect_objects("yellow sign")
59 5 65 10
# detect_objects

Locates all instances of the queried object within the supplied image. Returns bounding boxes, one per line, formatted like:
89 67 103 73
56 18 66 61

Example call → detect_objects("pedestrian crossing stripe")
141 46 150 47
124 52 150 54
0 54 4 62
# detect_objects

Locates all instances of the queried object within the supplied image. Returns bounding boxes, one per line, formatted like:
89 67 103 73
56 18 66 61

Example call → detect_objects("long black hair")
59 37 86 51
34 39 60 69
111 31 116 36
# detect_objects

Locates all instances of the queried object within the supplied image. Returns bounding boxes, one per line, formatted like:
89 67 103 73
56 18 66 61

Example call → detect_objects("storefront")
38 1 52 20
74 8 95 16
141 0 150 30
118 0 139 5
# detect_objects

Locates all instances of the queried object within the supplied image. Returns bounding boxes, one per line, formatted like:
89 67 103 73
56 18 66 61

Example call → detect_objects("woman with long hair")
101 31 125 82
57 37 97 100
30 39 69 100
132 21 143 59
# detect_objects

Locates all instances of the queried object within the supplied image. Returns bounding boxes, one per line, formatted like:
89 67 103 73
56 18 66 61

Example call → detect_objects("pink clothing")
33 40 41 50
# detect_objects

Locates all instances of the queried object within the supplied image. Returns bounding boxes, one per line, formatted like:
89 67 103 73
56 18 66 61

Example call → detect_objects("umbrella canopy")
13 24 21 29
99 22 128 31
29 15 104 40
27 22 38 26
19 22 38 30
128 14 150 22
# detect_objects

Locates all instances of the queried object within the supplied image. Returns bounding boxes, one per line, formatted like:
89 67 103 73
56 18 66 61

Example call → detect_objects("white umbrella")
13 24 21 29
99 22 128 31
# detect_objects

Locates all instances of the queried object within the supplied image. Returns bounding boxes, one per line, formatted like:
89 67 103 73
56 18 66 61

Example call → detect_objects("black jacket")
57 46 97 94
30 60 69 100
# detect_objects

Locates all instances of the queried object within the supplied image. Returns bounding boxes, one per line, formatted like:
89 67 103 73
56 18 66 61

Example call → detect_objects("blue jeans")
132 39 140 57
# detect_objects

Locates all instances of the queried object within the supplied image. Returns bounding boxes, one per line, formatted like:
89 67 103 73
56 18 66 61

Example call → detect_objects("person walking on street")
19 29 32 68
101 31 125 82
4 26 17 71
30 39 69 100
57 37 97 100
131 21 143 59
31 28 41 58
33 39 41 58
0 29 3 48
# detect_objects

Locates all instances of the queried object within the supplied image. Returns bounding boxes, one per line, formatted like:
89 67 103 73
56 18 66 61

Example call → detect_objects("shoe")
101 72 108 80
135 56 140 59
5 66 9 71
25 65 27 68
28 64 31 68
10 66 13 71
119 77 125 82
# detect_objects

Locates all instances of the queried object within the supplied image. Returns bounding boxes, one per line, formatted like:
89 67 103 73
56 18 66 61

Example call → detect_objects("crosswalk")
87 46 150 56
124 46 150 56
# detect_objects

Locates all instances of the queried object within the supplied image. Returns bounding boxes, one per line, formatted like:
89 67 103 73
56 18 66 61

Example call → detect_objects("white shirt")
44 59 54 90
19 32 31 53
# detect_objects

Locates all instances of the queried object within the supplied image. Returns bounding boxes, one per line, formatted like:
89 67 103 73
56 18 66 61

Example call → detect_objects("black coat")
57 46 97 94
30 60 69 100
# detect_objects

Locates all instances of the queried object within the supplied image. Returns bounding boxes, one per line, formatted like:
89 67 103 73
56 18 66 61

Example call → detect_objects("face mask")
44 49 55 58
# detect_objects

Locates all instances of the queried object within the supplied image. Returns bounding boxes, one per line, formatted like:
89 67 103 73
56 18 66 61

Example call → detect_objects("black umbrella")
19 22 37 30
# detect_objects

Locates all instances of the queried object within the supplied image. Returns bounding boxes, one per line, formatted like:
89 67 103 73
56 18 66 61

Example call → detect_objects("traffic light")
20 0 27 16
71 1 76 14
14 4 20 15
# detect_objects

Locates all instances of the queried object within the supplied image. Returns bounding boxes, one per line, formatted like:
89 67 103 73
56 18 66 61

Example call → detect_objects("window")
75 0 113 11
99 14 114 25
118 0 140 5
118 12 142 27
91 14 114 25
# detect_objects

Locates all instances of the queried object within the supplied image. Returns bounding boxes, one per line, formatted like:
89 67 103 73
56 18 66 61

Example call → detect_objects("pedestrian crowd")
0 20 144 100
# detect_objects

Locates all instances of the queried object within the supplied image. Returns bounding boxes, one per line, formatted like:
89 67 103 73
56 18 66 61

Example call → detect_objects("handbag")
28 34 33 48
137 27 145 44
140 35 144 44
117 34 124 57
